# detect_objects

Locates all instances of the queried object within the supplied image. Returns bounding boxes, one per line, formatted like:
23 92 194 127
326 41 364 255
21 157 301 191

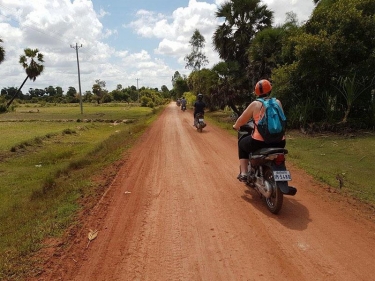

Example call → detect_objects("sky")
0 0 315 94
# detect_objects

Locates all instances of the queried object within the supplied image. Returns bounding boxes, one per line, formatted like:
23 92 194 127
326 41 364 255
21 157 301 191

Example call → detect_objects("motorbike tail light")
274 154 285 165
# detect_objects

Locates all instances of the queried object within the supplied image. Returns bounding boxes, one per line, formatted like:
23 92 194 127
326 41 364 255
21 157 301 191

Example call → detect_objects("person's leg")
239 159 248 176
237 135 252 181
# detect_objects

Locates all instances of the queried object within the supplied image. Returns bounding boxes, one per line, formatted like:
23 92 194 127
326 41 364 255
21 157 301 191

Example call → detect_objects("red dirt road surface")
36 103 375 281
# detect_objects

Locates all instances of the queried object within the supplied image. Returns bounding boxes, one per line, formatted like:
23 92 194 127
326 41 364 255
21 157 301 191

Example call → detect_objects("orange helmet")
254 79 272 96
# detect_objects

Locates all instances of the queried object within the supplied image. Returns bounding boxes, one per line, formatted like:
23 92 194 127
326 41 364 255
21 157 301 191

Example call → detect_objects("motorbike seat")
252 147 288 156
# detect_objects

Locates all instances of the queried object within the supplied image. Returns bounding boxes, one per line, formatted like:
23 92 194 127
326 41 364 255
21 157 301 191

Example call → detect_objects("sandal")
238 174 247 182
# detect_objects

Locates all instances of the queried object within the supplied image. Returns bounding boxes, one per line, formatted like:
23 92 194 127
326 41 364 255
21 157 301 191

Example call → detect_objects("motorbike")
238 121 297 214
181 104 186 111
194 112 206 133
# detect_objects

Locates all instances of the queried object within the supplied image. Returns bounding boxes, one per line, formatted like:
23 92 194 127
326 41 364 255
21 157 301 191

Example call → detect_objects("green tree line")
183 0 375 130
1 0 375 129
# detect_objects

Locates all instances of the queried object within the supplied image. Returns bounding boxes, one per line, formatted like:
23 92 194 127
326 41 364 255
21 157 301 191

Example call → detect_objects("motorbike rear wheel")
263 168 283 214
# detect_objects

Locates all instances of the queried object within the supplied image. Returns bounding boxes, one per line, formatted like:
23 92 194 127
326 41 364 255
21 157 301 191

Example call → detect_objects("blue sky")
0 0 315 94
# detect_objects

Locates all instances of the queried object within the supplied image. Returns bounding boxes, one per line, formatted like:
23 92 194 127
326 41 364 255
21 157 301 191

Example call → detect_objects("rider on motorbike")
193 93 206 125
232 79 286 182
181 96 187 110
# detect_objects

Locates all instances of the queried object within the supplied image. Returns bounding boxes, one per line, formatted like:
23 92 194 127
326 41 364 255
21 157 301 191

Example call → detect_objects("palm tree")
212 0 273 69
7 48 44 107
0 39 5 64
212 0 273 112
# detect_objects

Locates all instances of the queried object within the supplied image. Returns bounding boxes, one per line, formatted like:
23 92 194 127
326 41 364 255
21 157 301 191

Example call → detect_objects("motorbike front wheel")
263 168 283 214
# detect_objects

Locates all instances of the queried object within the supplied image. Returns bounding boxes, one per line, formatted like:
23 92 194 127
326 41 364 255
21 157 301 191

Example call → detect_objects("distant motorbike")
181 104 186 111
238 121 297 214
194 112 206 133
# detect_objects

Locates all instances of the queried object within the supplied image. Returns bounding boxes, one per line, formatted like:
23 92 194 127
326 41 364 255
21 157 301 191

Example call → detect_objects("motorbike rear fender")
271 163 297 196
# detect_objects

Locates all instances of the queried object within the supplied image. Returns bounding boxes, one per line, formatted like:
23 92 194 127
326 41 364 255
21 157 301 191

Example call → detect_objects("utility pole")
71 43 83 114
136 78 141 103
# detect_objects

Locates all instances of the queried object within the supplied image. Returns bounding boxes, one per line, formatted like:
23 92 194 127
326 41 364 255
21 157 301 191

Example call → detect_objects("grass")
0 103 161 280
0 102 150 121
1 105 374 279
287 131 375 203
205 110 375 205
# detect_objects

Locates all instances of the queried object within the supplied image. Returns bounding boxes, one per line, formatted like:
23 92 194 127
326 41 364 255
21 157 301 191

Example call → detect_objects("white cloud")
127 0 221 76
262 0 315 25
0 0 315 93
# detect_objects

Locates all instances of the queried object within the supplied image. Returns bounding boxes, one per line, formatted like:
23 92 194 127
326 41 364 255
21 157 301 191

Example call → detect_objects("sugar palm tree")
0 38 5 64
7 48 44 107
212 0 273 69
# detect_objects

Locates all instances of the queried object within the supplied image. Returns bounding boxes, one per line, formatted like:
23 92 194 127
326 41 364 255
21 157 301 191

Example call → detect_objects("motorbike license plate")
273 170 292 181
199 119 204 122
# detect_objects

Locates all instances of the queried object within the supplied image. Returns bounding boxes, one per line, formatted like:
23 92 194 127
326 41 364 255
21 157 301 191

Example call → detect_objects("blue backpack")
256 97 286 144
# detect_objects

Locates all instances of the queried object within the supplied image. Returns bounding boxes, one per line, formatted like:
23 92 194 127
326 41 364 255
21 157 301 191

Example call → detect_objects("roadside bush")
140 96 152 107
0 103 6 113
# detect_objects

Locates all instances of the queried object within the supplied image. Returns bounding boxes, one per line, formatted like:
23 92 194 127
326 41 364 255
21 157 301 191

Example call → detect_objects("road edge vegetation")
205 110 375 211
0 106 164 280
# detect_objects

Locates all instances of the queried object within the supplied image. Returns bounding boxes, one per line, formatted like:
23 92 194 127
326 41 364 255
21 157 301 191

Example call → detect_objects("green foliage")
184 29 209 71
173 76 189 97
19 48 44 81
248 27 285 80
211 0 274 113
213 0 273 68
333 74 375 123
0 38 4 64
0 103 6 113
184 91 197 106
187 68 219 110
7 48 44 108
140 96 151 107
271 0 375 128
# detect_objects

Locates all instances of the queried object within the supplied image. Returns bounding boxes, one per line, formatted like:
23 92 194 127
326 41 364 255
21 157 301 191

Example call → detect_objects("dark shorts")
238 135 286 159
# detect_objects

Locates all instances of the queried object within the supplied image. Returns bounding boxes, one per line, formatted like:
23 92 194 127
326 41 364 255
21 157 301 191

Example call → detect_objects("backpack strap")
256 98 265 112
254 98 266 133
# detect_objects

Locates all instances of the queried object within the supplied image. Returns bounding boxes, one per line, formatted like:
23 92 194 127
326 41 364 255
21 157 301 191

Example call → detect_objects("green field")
0 103 159 280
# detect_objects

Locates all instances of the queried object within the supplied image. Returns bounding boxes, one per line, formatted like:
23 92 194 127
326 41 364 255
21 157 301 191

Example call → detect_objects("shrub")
0 103 7 113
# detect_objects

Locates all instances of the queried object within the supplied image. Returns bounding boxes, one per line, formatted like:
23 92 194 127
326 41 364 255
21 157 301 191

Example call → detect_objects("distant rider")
181 96 187 110
193 93 206 125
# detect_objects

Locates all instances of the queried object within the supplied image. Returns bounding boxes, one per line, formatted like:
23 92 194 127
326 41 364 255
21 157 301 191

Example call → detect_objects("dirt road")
36 102 375 281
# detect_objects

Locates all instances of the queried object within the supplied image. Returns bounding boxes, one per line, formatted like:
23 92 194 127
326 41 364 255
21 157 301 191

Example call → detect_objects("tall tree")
184 29 209 71
174 76 189 97
272 0 375 126
212 0 273 112
7 48 44 107
0 39 4 64
66 86 77 97
248 27 285 83
171 71 182 88
45 86 57 97
92 79 106 104
213 0 273 70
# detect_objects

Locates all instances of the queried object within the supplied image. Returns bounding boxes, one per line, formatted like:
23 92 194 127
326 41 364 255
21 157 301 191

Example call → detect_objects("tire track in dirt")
34 102 375 281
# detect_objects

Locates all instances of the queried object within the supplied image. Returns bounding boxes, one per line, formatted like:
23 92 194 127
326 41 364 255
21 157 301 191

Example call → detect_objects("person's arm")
232 102 255 130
